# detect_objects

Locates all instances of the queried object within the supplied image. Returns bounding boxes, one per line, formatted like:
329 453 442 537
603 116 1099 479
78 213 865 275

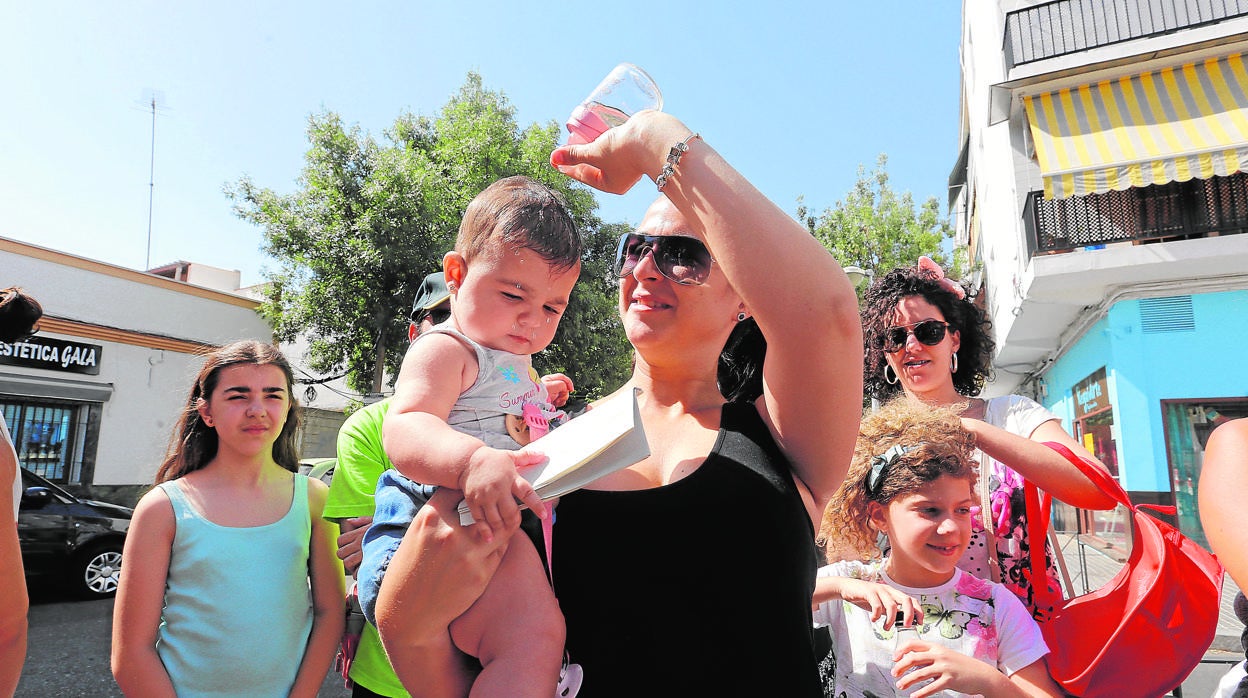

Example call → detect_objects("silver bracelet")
655 133 702 191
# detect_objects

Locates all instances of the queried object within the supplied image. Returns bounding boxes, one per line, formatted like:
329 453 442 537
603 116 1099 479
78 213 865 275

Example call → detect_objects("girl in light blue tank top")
111 341 345 698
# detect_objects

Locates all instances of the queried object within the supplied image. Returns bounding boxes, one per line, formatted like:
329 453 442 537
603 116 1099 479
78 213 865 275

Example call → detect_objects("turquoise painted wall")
1042 290 1248 492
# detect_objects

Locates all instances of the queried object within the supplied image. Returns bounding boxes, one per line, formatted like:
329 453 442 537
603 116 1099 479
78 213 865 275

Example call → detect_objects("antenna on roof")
138 89 167 271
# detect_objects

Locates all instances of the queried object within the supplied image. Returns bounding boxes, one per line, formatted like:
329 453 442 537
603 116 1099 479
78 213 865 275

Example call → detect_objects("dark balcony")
1024 171 1248 255
1005 0 1248 67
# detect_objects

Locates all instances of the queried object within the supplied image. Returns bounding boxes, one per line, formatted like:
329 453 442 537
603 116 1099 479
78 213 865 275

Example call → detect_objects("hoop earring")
884 364 899 385
736 312 747 322
951 352 959 374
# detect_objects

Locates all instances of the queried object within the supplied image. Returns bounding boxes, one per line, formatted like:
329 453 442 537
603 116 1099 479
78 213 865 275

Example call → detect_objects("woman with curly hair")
858 259 1114 619
814 398 1062 697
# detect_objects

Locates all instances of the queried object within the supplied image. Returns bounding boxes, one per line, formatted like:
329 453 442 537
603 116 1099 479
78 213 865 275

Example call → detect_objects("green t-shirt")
325 398 410 698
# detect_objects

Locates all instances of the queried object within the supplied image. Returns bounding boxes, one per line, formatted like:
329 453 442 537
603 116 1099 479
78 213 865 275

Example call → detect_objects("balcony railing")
1005 0 1248 67
1024 171 1248 255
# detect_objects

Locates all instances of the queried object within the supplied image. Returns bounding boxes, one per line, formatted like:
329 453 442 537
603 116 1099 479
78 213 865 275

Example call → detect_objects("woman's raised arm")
552 111 862 509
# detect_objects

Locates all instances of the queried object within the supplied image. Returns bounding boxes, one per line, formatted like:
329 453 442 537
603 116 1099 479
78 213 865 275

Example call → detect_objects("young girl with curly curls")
814 399 1062 698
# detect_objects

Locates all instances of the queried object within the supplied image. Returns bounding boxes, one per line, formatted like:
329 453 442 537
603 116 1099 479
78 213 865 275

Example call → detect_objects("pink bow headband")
917 256 965 300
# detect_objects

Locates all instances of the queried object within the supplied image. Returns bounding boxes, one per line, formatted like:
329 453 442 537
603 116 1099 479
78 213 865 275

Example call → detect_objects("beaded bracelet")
655 132 702 191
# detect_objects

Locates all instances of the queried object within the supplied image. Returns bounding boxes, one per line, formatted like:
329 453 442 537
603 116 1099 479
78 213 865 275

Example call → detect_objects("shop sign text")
0 337 103 375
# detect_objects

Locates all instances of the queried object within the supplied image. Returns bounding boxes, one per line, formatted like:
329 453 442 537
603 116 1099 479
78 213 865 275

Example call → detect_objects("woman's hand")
375 488 515 697
550 110 687 194
376 487 516 633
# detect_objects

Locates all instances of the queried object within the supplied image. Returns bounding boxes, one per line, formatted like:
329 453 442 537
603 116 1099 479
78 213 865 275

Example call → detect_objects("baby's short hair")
456 176 582 273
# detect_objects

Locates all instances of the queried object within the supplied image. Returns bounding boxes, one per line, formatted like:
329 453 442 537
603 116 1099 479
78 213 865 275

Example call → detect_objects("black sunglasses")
413 306 452 327
613 233 714 286
882 320 952 353
428 306 451 325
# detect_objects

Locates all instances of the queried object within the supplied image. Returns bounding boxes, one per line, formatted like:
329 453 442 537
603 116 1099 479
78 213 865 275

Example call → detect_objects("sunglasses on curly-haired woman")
882 320 952 353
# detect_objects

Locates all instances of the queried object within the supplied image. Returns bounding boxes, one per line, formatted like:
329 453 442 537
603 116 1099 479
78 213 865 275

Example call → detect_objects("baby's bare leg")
374 488 509 698
450 534 564 698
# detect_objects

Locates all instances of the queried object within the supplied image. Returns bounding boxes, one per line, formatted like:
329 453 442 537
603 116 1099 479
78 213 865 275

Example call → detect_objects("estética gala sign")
0 337 103 376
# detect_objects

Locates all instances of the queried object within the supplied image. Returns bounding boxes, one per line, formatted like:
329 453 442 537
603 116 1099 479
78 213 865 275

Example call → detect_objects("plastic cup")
565 63 663 145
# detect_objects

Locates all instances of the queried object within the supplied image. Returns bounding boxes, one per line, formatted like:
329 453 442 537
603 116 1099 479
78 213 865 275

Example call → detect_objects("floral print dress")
812 560 1051 697
957 395 1065 621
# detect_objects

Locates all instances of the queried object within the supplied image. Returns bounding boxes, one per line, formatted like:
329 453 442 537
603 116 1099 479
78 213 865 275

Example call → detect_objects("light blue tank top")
155 475 313 697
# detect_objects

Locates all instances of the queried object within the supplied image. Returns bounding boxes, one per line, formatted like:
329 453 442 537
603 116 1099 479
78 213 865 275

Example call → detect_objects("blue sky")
1 2 961 287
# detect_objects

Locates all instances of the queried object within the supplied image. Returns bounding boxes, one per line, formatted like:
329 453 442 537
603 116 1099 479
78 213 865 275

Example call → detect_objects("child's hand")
460 447 548 541
893 640 1013 698
540 373 574 408
838 578 924 630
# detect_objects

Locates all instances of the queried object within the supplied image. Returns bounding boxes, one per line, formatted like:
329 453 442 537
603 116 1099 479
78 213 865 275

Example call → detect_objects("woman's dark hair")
0 287 43 343
717 317 766 403
155 341 300 483
860 265 993 400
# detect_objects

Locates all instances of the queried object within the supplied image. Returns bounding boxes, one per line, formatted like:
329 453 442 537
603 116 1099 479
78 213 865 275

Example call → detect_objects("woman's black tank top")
550 401 822 697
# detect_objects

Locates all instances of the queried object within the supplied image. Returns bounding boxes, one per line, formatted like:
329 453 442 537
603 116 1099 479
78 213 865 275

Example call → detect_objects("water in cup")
566 63 662 145
891 612 932 697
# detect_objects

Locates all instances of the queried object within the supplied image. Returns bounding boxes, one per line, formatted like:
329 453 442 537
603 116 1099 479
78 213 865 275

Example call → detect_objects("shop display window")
1163 399 1248 551
1073 405 1129 552
1 398 86 483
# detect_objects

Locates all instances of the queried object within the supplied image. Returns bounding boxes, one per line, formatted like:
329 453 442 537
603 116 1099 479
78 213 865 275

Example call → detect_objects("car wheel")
73 543 123 599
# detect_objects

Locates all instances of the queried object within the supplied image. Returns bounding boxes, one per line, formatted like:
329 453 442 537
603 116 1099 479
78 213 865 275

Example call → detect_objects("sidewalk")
1053 532 1241 651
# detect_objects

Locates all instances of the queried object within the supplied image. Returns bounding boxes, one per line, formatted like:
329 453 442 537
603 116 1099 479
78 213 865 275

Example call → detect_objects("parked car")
17 467 132 599
298 457 336 486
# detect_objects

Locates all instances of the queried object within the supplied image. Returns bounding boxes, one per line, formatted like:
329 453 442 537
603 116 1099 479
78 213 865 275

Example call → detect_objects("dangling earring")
736 312 747 322
951 352 959 374
884 364 899 385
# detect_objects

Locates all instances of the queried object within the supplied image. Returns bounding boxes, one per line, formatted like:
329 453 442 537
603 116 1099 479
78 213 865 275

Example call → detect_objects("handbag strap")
1039 441 1178 515
1024 442 1121 612
976 450 1004 584
1023 479 1056 611
1024 441 1181 611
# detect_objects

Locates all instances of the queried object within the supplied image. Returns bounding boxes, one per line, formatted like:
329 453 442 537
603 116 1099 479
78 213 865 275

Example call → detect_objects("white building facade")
2 238 274 504
955 0 1248 547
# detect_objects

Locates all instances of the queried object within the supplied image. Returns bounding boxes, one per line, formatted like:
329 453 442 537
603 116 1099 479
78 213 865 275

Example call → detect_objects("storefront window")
1 398 85 483
1071 407 1129 552
1163 399 1248 551
1068 367 1129 551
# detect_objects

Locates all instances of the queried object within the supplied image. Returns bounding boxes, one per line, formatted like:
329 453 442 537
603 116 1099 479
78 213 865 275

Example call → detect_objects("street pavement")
16 577 1241 696
16 586 349 697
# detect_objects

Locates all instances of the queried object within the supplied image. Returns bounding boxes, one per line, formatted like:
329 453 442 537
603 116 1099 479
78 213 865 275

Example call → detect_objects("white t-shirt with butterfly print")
812 559 1049 698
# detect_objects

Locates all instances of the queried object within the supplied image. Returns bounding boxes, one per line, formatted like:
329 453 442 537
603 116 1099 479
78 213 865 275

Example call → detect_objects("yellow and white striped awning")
1024 53 1248 199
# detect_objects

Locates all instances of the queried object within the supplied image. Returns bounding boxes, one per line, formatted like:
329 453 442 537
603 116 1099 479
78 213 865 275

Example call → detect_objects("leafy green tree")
227 73 631 399
797 154 955 289
539 220 634 404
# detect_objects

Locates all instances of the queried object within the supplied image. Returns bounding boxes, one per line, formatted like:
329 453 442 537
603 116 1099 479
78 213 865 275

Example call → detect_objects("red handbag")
1025 442 1223 698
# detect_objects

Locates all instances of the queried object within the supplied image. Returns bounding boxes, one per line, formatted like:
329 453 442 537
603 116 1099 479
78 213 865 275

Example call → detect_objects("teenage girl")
111 340 344 698
814 399 1062 698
